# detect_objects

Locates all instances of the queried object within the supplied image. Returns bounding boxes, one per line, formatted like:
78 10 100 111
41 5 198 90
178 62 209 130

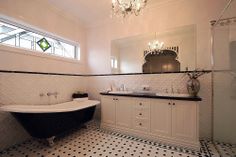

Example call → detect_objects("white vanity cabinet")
115 97 133 129
101 96 133 128
171 100 198 143
101 95 200 150
150 99 199 149
150 99 172 138
101 96 116 126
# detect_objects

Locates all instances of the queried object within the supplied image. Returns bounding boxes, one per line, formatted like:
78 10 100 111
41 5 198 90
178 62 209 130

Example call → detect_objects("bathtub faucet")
47 92 59 98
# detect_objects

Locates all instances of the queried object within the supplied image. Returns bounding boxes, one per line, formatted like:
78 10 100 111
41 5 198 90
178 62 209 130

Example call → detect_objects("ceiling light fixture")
111 0 148 17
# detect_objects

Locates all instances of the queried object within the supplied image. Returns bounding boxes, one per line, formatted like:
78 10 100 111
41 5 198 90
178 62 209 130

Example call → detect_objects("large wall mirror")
110 25 196 74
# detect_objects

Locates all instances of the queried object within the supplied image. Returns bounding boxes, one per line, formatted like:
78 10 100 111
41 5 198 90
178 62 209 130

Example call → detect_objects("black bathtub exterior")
11 106 96 139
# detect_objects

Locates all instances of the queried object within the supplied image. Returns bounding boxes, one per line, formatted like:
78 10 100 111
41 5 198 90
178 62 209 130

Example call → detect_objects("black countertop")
100 92 202 101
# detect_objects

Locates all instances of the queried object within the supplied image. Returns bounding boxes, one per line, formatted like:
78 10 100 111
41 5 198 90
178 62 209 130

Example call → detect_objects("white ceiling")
48 0 164 27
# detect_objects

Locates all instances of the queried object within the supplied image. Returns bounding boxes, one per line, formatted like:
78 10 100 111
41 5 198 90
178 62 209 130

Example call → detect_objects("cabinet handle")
139 103 142 106
139 113 142 116
168 102 171 105
173 103 176 106
139 123 142 126
113 98 115 100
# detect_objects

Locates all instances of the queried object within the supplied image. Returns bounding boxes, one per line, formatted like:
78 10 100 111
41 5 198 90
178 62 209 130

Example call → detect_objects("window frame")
0 15 80 62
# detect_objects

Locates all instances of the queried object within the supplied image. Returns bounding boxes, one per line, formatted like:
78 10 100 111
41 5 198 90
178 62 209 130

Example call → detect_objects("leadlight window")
0 20 80 60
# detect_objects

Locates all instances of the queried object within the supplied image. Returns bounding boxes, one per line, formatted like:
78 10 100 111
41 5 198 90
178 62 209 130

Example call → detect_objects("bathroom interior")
0 0 235 157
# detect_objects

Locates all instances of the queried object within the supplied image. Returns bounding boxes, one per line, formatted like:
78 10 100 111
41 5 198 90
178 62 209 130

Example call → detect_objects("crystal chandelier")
148 40 164 52
144 33 164 56
111 0 148 17
144 40 164 56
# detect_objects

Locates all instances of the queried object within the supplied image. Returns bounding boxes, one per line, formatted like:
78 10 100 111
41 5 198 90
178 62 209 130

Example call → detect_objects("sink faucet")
171 84 174 94
120 84 125 91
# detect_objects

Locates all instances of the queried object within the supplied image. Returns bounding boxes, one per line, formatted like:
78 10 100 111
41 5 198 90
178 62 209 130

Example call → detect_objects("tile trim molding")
0 69 212 77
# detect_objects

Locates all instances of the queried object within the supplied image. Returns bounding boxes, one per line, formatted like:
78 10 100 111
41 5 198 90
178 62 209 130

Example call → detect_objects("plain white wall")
0 0 87 74
86 0 228 74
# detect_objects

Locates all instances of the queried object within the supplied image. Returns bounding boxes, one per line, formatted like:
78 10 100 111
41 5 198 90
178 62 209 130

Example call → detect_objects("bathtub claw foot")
47 136 55 147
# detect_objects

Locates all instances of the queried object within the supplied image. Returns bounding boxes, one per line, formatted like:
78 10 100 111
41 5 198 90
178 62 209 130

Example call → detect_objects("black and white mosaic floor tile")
0 121 221 157
214 141 236 157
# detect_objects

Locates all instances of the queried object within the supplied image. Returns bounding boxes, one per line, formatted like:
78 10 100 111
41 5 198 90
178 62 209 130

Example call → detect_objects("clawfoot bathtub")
0 100 100 146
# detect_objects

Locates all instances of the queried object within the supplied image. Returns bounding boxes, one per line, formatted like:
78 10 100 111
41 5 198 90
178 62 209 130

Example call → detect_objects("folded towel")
72 93 88 99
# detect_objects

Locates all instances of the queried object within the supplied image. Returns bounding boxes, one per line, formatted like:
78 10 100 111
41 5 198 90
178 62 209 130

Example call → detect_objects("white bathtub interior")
0 100 100 113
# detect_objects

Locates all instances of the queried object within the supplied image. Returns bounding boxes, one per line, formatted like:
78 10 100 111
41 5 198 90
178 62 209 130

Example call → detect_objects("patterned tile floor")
214 141 236 157
0 121 227 157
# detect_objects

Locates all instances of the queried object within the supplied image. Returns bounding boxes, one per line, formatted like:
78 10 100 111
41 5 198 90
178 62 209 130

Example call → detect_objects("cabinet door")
172 100 198 142
101 96 116 125
150 99 172 137
116 97 133 128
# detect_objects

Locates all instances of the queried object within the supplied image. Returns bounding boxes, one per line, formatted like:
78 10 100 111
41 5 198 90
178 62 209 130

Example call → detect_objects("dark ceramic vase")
187 78 200 96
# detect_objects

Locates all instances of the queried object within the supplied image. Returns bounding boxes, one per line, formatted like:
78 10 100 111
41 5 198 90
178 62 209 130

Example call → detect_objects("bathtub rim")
0 100 100 113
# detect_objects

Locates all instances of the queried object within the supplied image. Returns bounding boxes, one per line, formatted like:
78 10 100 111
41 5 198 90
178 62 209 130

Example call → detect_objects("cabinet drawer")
134 99 150 109
134 108 150 119
133 118 150 132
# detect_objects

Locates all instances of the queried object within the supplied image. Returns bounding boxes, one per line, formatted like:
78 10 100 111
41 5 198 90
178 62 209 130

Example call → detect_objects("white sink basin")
157 93 191 97
109 91 133 94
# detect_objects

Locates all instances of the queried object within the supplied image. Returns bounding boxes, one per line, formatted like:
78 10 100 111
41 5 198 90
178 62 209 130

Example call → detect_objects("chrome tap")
120 84 125 91
171 84 174 94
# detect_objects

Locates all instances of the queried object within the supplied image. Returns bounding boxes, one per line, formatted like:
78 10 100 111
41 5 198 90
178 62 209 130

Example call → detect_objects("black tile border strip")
0 69 212 77
83 70 212 76
0 70 84 76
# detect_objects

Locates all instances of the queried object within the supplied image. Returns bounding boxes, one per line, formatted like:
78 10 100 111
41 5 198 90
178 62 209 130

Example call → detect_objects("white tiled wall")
0 73 87 106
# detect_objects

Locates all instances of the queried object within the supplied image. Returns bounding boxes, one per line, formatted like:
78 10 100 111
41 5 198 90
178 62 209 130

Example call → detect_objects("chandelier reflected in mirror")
144 40 165 56
148 40 164 52
111 0 148 17
144 32 165 56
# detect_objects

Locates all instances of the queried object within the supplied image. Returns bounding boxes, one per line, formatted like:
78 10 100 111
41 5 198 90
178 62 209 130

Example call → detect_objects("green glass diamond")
37 38 51 52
